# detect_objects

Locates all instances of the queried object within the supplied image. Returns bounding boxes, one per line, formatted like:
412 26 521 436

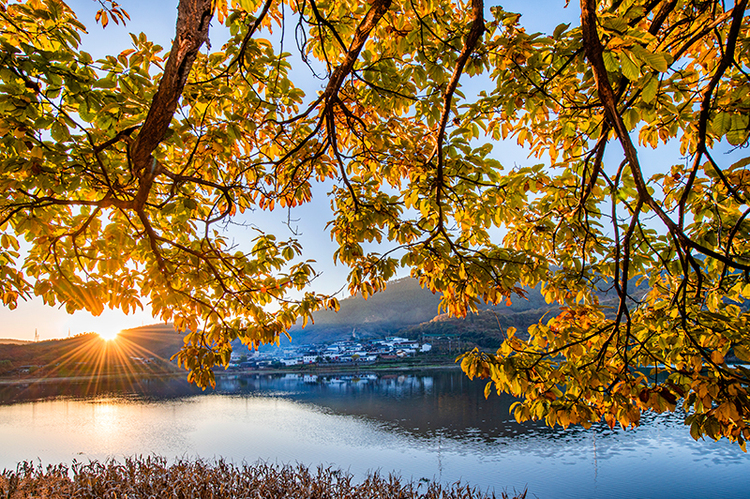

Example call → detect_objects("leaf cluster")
1 0 750 445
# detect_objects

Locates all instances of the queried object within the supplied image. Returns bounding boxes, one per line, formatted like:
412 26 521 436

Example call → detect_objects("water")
1 370 748 498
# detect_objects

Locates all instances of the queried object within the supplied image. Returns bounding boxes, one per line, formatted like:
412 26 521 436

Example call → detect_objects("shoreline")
0 361 461 386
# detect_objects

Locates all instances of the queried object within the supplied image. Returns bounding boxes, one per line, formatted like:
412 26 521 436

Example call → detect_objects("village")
227 335 440 370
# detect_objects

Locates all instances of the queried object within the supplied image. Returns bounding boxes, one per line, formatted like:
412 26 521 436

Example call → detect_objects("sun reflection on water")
90 398 120 440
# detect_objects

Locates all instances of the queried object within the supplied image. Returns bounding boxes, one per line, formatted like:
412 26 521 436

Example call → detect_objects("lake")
1 369 748 498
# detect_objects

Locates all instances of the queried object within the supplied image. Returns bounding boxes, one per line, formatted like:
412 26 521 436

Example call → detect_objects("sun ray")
12 327 181 400
42 336 103 377
109 340 145 391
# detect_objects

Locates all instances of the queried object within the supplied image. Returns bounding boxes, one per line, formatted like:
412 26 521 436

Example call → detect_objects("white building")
280 358 303 366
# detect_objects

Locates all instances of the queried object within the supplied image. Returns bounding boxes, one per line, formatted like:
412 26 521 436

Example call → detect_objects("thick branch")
319 0 392 107
681 0 747 212
580 0 750 272
435 0 485 155
130 0 213 207
433 0 484 230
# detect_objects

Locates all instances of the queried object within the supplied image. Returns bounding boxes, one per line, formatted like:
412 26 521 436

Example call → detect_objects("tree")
1 0 749 447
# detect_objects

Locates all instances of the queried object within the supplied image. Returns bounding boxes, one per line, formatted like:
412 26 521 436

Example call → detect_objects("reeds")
0 457 527 499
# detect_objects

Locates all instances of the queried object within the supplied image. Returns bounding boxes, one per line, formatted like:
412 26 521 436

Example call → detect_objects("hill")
285 276 554 346
117 323 186 359
0 338 31 345
286 276 642 349
401 307 550 349
286 277 443 344
0 276 642 369
0 324 184 378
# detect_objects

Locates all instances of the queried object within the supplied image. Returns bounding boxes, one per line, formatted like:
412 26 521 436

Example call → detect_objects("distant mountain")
286 277 556 346
287 277 443 344
287 276 644 349
0 338 31 345
402 307 551 348
0 275 643 370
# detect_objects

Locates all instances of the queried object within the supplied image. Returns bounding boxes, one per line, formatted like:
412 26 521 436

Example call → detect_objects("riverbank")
1 457 526 499
0 361 462 386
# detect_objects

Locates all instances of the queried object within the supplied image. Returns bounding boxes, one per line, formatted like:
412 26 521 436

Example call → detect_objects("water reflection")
0 370 568 443
1 369 749 499
0 369 706 449
0 375 205 405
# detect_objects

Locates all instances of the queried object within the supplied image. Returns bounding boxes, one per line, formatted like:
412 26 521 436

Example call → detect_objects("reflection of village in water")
218 371 597 443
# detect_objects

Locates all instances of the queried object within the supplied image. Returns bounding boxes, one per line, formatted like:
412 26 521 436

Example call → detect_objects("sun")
97 328 122 342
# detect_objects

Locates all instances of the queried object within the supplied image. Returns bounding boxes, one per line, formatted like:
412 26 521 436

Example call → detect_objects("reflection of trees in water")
277 371 536 442
226 371 611 447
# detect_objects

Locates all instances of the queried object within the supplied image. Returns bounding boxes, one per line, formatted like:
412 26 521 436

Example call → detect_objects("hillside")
287 276 643 348
117 323 186 359
286 277 556 345
0 324 184 377
0 338 31 345
0 276 644 368
402 307 549 348
286 278 443 344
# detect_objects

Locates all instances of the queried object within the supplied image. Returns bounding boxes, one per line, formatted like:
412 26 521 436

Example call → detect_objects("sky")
0 0 582 341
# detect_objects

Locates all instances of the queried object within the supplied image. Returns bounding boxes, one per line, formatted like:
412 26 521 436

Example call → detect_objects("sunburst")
13 327 176 399
97 327 122 342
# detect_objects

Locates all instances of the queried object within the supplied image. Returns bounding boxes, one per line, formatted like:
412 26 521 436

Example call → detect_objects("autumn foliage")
1 0 749 446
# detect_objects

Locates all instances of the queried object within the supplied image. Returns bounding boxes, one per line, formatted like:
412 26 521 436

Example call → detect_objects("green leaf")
727 126 748 146
553 23 570 39
641 74 658 103
711 112 732 136
630 44 670 72
730 157 750 170
602 51 619 72
94 77 117 89
620 51 641 81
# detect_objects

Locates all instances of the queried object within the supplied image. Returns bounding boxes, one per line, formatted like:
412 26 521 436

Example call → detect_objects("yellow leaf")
711 350 724 365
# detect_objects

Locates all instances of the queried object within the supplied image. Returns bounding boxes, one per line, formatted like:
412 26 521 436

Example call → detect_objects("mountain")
286 276 645 349
402 307 551 348
0 338 31 345
286 277 556 346
0 324 184 377
286 277 443 344
0 275 644 370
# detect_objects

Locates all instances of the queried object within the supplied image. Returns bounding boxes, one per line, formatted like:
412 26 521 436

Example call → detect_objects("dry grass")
0 457 527 499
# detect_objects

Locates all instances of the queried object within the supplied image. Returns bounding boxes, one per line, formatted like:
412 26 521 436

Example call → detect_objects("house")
280 358 303 367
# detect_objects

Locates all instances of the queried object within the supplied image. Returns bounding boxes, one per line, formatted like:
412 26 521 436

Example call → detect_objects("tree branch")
130 0 214 209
